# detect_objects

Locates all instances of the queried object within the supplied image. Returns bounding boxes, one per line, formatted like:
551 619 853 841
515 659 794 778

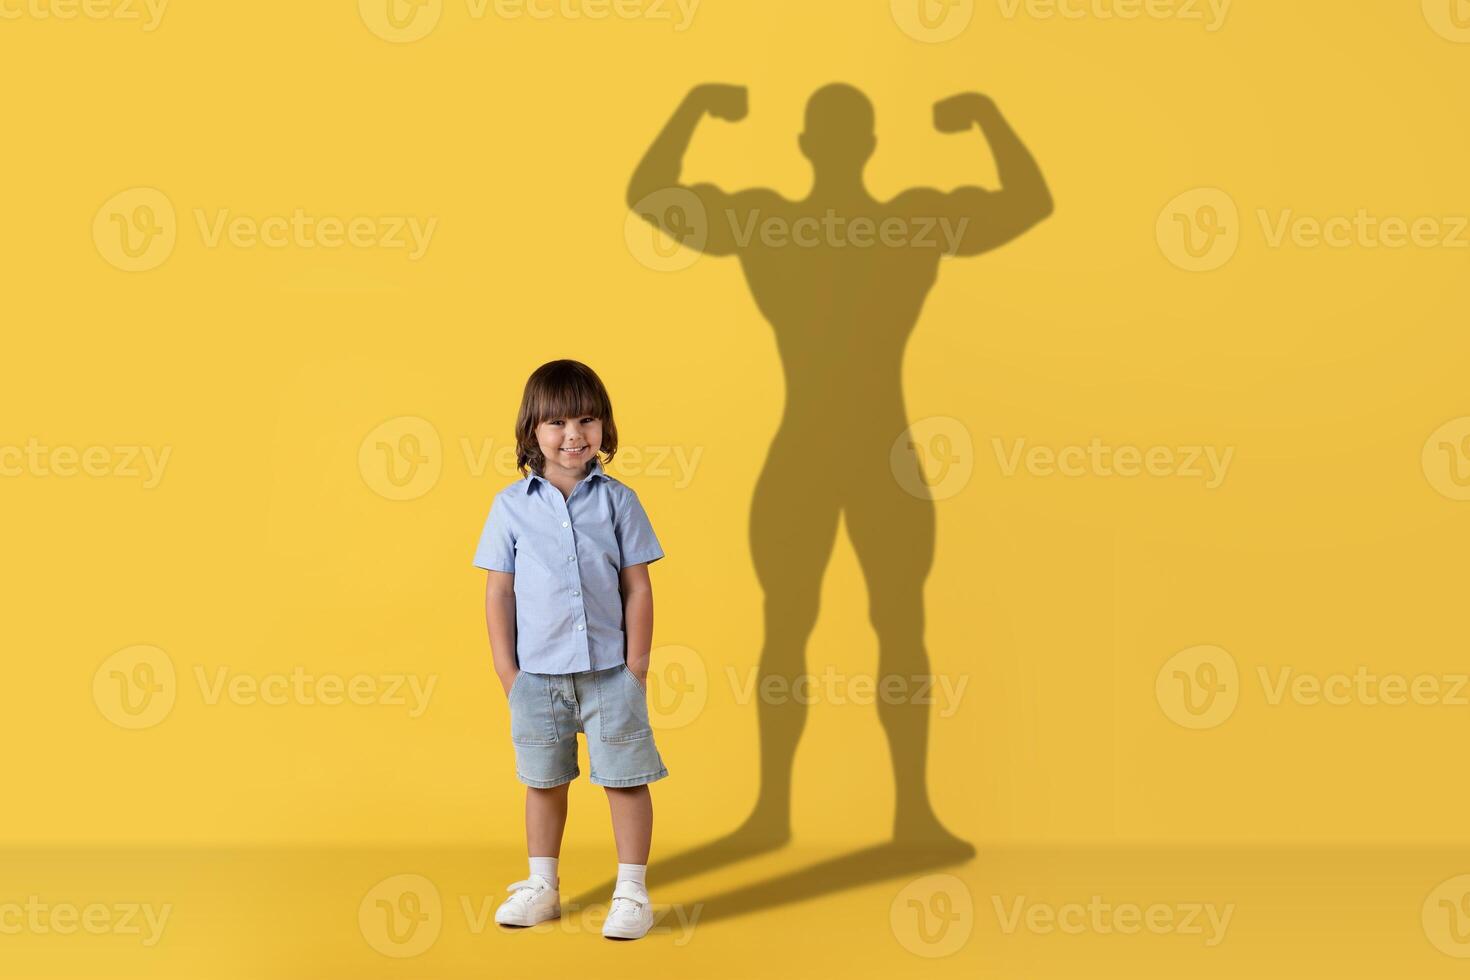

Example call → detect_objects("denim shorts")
508 663 669 789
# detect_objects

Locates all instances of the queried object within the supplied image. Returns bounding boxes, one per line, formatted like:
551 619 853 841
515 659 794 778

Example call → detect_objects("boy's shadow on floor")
571 80 1049 924
569 837 974 926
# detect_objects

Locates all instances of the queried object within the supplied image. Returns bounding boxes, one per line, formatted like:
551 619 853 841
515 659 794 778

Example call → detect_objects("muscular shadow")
575 82 1051 922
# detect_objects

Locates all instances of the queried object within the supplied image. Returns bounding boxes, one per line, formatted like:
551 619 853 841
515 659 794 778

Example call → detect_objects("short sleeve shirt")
473 457 665 674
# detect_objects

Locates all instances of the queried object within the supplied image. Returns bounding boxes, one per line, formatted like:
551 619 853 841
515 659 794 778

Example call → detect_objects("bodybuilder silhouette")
579 83 1051 920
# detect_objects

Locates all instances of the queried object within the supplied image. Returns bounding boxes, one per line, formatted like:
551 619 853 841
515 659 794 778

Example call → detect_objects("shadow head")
798 83 876 176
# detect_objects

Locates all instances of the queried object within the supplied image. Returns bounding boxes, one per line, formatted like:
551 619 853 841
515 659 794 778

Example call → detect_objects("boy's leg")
604 785 652 863
527 783 570 858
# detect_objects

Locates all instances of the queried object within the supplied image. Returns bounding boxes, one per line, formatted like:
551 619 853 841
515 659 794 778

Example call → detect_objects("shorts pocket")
598 667 652 743
509 672 558 746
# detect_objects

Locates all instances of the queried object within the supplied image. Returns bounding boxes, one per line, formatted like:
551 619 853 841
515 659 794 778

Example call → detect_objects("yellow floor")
3 844 1465 978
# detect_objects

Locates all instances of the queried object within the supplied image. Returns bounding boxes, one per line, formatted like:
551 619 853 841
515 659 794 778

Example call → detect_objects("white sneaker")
602 880 654 940
495 874 561 927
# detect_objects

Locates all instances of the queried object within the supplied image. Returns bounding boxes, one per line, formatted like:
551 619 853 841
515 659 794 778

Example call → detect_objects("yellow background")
4 0 1470 976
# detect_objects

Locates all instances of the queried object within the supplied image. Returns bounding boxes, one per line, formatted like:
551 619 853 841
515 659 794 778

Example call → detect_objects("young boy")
475 359 668 941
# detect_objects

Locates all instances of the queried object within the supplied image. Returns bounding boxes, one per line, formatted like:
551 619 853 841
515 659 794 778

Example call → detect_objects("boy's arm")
619 563 654 685
485 571 518 695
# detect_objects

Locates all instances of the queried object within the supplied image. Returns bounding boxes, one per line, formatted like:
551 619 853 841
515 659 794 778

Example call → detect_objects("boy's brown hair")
515 359 619 476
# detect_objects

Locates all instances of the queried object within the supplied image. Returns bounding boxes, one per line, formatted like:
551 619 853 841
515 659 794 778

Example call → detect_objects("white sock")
530 856 559 887
616 862 647 894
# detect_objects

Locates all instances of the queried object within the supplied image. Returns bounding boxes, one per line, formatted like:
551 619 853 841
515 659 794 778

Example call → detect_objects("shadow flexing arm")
626 84 750 256
922 93 1053 257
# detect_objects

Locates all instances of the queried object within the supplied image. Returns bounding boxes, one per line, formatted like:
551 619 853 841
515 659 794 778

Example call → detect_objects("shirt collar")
526 456 607 494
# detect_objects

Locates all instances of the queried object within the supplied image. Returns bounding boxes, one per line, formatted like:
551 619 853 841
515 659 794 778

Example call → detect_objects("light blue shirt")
473 457 665 674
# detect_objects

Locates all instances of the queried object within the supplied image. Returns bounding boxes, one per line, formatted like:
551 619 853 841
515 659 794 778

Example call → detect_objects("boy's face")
534 413 603 479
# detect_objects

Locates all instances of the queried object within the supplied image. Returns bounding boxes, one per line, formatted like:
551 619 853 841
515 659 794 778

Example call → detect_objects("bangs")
524 362 611 426
529 382 606 425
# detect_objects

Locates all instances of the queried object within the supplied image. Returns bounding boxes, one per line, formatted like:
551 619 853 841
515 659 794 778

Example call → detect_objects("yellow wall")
4 0 1469 850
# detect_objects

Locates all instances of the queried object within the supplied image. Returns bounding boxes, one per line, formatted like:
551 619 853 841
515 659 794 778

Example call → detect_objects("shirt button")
572 591 580 597
567 555 575 562
562 521 569 527
576 624 585 631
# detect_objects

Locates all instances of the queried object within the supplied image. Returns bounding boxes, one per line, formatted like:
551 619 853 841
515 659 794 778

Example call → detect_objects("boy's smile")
534 415 604 485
